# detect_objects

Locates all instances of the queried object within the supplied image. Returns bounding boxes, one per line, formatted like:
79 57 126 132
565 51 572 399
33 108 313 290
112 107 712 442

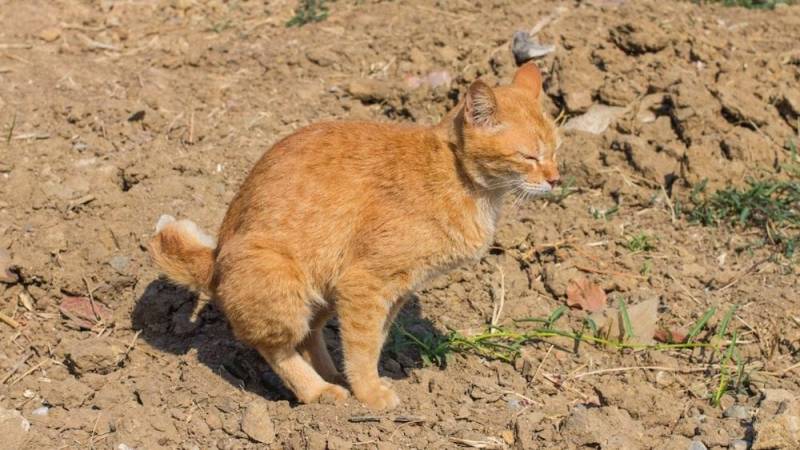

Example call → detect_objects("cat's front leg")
335 268 402 410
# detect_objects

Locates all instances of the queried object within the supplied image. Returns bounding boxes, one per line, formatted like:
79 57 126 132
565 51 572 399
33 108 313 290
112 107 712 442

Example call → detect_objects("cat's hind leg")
297 310 345 385
215 242 348 404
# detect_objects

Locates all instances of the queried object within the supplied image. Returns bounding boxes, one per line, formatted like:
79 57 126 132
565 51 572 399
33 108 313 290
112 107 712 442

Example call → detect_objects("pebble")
39 27 61 42
729 440 748 450
688 440 708 450
31 406 49 417
511 31 555 65
241 400 275 444
723 405 751 420
345 79 392 103
109 255 130 273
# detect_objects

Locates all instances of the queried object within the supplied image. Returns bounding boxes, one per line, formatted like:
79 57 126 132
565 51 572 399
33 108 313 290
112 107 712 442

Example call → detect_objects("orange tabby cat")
149 62 559 410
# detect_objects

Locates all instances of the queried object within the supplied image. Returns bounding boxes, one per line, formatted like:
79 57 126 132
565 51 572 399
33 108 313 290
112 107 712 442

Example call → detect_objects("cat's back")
218 120 439 244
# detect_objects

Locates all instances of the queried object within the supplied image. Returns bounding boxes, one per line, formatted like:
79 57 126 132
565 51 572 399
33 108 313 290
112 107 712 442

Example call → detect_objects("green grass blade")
687 307 716 342
546 306 567 329
716 304 738 340
618 298 634 339
712 331 739 406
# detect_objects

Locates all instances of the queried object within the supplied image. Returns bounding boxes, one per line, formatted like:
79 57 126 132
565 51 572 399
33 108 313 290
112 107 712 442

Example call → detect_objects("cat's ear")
512 62 542 98
464 80 498 128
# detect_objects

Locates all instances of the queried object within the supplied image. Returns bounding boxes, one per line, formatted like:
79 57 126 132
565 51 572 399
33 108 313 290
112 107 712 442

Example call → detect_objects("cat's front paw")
312 383 350 405
356 383 400 410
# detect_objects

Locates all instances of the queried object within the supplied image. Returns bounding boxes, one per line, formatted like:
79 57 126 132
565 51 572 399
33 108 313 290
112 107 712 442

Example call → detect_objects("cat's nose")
547 176 560 187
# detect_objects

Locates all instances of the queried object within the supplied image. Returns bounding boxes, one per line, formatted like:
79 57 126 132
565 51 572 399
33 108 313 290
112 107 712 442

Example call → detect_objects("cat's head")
456 62 560 196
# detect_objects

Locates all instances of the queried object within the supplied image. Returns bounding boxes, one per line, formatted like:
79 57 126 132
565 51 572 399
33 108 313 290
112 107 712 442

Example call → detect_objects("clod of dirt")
759 389 797 415
40 377 93 407
345 79 394 103
511 31 555 65
306 48 339 67
752 391 800 449
241 400 275 444
38 27 61 42
562 405 644 448
542 264 582 298
777 92 800 129
0 249 19 284
566 278 607 312
610 23 670 55
550 50 604 112
514 412 546 449
59 296 113 329
563 104 626 134
713 84 771 127
0 407 30 450
61 338 125 374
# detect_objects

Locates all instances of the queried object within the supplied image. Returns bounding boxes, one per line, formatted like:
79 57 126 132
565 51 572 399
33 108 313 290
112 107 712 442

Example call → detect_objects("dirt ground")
1 0 800 449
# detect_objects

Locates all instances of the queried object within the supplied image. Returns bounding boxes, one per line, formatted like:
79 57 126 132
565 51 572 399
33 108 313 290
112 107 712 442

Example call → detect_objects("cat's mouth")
517 181 552 196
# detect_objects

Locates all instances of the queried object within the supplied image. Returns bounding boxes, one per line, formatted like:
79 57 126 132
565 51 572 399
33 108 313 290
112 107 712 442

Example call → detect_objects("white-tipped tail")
154 215 216 249
149 214 216 295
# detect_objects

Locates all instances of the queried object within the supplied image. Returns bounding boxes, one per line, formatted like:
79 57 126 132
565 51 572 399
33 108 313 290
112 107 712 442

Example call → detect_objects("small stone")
564 104 626 135
688 440 708 450
729 440 748 450
500 429 515 445
512 31 556 65
655 370 674 387
241 400 274 444
0 407 30 450
39 27 61 42
345 79 393 103
31 407 49 417
306 48 338 67
723 405 751 420
109 255 130 274
306 431 327 450
61 338 124 374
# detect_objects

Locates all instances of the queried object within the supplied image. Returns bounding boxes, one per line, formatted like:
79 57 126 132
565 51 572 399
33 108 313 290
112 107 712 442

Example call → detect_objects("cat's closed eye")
518 151 542 162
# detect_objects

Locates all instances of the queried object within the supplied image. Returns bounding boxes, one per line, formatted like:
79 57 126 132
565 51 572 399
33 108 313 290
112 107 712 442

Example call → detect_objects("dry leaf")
59 296 113 330
653 328 687 344
0 249 19 284
590 298 659 345
566 278 607 312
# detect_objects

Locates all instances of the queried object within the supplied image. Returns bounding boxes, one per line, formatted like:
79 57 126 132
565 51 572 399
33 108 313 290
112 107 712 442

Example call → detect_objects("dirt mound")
1 0 799 448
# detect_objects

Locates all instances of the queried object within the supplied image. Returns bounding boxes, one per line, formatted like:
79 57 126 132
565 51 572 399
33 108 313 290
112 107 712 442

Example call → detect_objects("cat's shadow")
132 279 444 403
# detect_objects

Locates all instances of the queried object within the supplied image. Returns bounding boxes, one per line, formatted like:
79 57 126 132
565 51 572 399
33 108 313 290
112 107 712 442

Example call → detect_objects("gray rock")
729 439 748 450
512 31 555 65
241 400 274 444
688 440 708 450
724 405 752 420
109 255 130 274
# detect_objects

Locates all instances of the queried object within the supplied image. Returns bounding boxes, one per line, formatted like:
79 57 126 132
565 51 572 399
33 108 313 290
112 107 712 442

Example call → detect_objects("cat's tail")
148 214 216 296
